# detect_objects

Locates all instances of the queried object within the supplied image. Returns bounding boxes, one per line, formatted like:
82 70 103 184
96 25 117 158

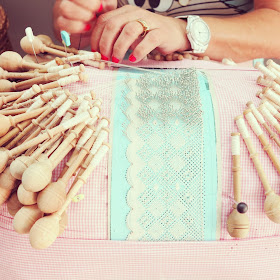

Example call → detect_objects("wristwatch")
185 15 211 54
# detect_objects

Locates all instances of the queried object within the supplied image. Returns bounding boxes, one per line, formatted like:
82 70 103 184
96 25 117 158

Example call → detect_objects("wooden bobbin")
0 166 18 190
268 66 280 81
0 108 28 115
37 34 79 55
82 60 105 70
38 73 87 92
21 106 99 192
0 120 31 147
12 64 73 91
0 105 46 137
227 132 250 238
13 204 44 234
262 100 280 121
17 183 38 206
37 132 97 213
29 143 110 250
247 101 280 148
55 52 101 66
257 91 280 111
0 106 94 173
0 85 41 107
258 104 280 134
267 59 280 74
20 36 71 58
44 95 78 129
21 137 77 193
263 87 280 106
235 115 280 223
244 109 280 174
23 54 57 64
257 76 280 95
0 186 12 206
0 51 47 72
0 66 43 80
254 62 280 84
10 132 62 180
7 191 23 216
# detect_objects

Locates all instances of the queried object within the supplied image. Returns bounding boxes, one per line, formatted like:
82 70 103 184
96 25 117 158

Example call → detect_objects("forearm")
201 8 280 62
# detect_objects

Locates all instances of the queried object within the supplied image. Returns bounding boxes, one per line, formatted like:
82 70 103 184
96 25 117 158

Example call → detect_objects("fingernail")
101 54 108 61
91 48 96 52
129 55 136 62
112 56 119 63
98 3 103 13
84 24 91 32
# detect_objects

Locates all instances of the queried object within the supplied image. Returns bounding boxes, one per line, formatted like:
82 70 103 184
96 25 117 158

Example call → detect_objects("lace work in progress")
125 69 206 241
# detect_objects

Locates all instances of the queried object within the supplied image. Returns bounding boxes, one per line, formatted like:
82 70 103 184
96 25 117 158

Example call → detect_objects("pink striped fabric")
1 60 280 279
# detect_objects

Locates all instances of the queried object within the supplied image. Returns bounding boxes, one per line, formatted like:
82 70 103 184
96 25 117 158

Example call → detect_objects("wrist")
176 18 192 52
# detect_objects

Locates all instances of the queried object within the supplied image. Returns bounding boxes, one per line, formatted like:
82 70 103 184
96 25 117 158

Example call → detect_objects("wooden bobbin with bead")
235 115 280 224
227 132 250 238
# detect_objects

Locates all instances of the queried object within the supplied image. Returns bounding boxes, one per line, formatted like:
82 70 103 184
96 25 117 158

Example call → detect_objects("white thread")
51 93 67 108
263 100 278 116
245 112 263 136
20 87 37 101
264 88 280 106
257 76 273 87
89 144 109 168
272 82 280 94
58 66 81 77
248 103 265 124
76 99 90 115
47 65 64 73
81 144 109 180
259 105 278 125
27 98 44 112
93 118 109 137
235 117 250 139
76 127 94 150
90 129 109 156
45 60 58 67
57 75 79 86
82 60 100 68
267 60 280 73
61 112 73 124
255 63 277 80
231 134 240 155
61 111 90 130
79 53 96 61
93 99 102 107
56 99 73 117
268 66 280 79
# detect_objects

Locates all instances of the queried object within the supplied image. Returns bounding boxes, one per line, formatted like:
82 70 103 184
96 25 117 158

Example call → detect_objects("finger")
112 21 144 62
101 0 118 13
60 0 95 22
129 29 162 62
91 6 144 52
70 0 101 12
57 16 93 34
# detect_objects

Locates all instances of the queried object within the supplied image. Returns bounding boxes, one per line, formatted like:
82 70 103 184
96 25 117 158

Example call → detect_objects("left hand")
91 5 190 63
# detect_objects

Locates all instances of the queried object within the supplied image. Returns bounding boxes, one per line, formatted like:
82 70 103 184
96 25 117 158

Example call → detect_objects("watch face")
190 19 210 45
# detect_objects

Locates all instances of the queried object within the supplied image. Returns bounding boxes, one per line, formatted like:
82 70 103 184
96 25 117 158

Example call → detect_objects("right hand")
53 0 118 35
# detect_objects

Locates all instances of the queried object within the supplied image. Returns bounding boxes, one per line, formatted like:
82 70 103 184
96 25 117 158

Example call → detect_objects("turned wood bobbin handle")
235 115 272 194
244 109 280 175
231 132 241 203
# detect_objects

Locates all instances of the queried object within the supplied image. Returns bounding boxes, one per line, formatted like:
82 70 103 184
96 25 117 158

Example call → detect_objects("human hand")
53 0 117 35
91 5 191 63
